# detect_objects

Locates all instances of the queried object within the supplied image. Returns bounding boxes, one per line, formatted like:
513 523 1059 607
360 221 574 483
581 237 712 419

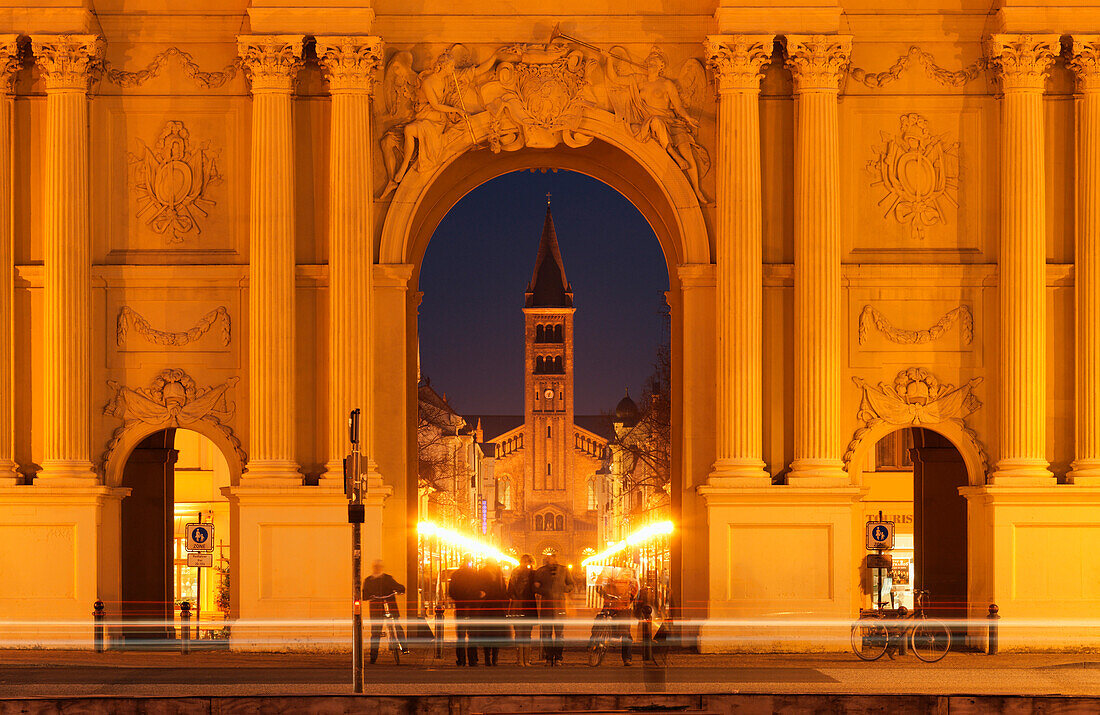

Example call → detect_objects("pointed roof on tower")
525 205 573 308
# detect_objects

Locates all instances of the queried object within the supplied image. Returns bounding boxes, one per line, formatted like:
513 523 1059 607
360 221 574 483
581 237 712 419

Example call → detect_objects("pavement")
0 650 1098 699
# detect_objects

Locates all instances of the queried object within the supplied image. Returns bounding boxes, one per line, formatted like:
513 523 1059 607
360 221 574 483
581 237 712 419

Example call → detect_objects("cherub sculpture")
605 47 711 205
379 46 507 198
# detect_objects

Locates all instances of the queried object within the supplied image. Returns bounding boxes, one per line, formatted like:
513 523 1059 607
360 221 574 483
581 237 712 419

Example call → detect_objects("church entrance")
118 428 231 646
858 427 969 619
414 169 674 621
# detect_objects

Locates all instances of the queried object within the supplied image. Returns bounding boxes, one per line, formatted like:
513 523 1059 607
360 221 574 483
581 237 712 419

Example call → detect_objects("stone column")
31 35 103 485
0 37 18 486
1068 37 1100 484
238 35 304 484
783 35 851 486
704 35 774 486
316 36 384 488
988 34 1059 484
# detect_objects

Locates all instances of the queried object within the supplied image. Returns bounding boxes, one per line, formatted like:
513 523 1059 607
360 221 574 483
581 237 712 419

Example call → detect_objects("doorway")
118 428 231 644
860 427 968 617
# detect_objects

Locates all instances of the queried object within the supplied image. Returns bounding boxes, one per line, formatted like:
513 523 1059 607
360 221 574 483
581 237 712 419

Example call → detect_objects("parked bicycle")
587 607 617 666
369 590 405 665
850 589 951 662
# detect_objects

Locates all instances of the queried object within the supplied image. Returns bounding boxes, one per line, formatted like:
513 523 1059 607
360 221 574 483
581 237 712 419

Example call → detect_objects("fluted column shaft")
1069 38 1100 483
32 35 102 485
239 35 304 483
989 35 1059 484
784 35 851 485
705 35 773 485
0 37 17 485
317 37 384 485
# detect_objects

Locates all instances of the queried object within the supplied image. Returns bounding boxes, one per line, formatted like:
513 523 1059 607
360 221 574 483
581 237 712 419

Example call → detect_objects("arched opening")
858 427 969 619
118 428 232 645
413 167 673 624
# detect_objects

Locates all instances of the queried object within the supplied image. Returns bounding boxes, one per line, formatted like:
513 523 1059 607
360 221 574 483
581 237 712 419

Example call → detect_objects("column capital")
0 35 19 96
1068 36 1100 93
237 34 304 93
30 34 103 92
988 34 1060 92
783 34 851 93
704 34 774 94
316 35 384 94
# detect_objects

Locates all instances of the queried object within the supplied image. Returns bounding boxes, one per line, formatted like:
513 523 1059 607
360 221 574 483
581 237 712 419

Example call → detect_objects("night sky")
418 170 669 416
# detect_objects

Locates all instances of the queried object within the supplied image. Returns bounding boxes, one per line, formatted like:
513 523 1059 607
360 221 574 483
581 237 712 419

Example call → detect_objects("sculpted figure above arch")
378 41 711 204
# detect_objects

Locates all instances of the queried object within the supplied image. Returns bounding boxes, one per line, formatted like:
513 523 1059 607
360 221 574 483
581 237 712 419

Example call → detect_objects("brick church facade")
477 207 609 567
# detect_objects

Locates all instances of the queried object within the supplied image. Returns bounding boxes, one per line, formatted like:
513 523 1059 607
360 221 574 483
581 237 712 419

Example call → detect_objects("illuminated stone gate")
1 0 1099 651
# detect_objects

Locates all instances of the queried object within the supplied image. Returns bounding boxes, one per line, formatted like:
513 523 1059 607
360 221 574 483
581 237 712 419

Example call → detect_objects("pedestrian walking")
449 556 482 666
507 553 538 666
478 560 509 666
596 564 640 665
362 559 409 664
533 553 574 666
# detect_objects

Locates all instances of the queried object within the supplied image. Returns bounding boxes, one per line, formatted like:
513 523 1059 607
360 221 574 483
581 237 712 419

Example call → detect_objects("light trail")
581 520 674 566
417 521 519 565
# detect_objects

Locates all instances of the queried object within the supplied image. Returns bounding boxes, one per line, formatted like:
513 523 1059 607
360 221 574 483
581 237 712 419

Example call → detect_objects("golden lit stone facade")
3 1 1100 652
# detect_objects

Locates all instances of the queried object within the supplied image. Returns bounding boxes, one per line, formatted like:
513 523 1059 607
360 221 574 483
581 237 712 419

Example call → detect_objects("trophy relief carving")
102 369 245 468
128 121 222 244
378 38 710 204
868 114 958 240
845 367 987 472
116 306 231 348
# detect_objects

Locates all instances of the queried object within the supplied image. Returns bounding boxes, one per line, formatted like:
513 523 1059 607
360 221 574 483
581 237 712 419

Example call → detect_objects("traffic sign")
187 552 213 567
865 520 895 550
185 523 214 552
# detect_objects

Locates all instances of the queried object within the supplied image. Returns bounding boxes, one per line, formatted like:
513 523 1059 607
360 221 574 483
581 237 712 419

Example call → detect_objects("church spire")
526 204 573 308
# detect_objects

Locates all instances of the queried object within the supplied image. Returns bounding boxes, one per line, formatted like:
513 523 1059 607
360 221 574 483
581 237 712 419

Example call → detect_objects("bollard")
641 617 653 662
987 603 999 655
434 605 445 659
180 601 191 655
93 600 105 653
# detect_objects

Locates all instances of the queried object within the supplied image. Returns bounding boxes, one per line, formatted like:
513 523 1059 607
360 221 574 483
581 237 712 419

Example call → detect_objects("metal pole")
180 602 191 655
348 408 364 693
93 600 105 653
987 603 1000 655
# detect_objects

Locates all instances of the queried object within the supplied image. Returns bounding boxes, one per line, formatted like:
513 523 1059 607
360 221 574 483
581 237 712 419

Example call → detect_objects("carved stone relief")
849 46 986 89
858 305 973 346
867 113 958 240
104 47 240 88
102 369 245 468
378 42 710 204
128 121 222 243
844 367 987 472
116 306 231 348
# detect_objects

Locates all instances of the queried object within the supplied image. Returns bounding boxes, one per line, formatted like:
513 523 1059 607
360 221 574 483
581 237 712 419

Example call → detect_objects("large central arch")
373 105 717 621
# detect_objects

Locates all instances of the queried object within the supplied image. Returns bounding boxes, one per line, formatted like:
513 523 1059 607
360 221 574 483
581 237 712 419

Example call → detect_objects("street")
0 651 1097 699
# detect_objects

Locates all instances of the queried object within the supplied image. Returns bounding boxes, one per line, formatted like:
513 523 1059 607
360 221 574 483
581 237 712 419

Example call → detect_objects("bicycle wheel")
850 621 889 661
910 620 951 663
588 643 606 667
388 622 401 664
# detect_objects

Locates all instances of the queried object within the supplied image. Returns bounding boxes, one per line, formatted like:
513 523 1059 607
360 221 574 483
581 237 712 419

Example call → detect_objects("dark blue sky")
418 170 669 415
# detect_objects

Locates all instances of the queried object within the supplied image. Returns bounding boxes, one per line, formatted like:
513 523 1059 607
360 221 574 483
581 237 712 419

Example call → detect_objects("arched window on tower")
534 513 544 531
535 324 545 342
555 514 564 531
499 477 512 510
554 324 563 342
535 356 545 374
554 355 563 373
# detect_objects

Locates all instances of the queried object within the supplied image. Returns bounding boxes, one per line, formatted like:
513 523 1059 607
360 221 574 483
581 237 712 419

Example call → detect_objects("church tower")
523 205 576 510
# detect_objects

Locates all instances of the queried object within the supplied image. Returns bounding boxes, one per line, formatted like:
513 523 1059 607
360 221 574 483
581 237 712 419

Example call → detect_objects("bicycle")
850 589 951 662
587 607 617 666
368 590 405 665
